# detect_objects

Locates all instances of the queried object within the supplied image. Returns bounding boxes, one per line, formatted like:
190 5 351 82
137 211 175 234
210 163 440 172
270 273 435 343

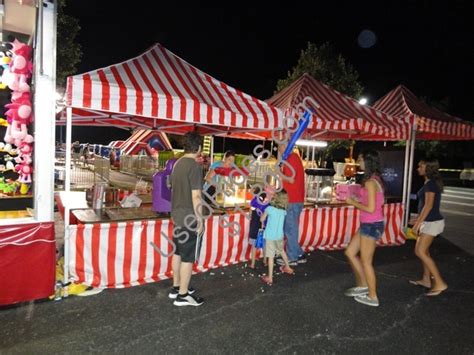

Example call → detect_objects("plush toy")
17 140 33 155
13 140 33 184
7 40 32 92
0 45 13 89
0 143 17 156
0 176 19 195
14 141 32 165
4 94 33 144
14 161 32 183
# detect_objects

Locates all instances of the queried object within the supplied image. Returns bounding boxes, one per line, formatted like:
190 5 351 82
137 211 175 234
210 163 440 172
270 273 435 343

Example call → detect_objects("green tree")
276 42 363 98
56 0 82 88
276 42 363 162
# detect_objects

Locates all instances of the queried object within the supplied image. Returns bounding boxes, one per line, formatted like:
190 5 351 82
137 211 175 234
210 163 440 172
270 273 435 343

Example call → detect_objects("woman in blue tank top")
409 159 448 296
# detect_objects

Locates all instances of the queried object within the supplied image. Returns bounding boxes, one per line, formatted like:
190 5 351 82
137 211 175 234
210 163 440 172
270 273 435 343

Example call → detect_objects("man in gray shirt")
169 131 204 306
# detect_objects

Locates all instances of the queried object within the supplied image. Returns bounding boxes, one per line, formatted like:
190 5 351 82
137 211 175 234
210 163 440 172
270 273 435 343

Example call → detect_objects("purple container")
152 159 177 213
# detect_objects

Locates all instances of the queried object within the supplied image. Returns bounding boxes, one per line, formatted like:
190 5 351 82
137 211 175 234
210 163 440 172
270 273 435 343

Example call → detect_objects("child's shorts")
359 221 385 241
248 210 260 245
265 239 284 258
420 219 445 237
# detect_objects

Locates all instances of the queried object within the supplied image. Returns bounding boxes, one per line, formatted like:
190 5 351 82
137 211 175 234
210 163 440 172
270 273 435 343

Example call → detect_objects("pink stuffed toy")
17 141 33 158
14 141 33 183
7 40 32 92
4 93 33 143
15 161 32 183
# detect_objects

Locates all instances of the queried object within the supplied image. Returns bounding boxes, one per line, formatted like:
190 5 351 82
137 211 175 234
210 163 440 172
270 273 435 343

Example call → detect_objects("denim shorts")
359 221 385 240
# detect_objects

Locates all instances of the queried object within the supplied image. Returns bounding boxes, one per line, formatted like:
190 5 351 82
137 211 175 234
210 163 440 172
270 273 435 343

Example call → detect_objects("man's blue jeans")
284 202 304 261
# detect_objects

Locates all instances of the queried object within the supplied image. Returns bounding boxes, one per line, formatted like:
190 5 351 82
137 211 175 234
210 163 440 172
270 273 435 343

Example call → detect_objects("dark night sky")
65 0 474 144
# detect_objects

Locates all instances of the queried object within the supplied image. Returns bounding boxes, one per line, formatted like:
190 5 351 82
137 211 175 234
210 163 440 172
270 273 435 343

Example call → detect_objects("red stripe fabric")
373 85 473 140
267 73 410 140
123 62 144 116
82 74 92 108
91 225 101 287
122 222 134 287
107 224 117 287
152 219 162 282
67 204 405 288
65 43 282 136
110 66 128 113
97 70 110 111
138 220 148 285
75 225 85 283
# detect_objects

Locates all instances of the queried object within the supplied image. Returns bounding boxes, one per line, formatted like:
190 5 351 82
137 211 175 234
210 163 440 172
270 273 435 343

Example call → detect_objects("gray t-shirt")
170 157 203 227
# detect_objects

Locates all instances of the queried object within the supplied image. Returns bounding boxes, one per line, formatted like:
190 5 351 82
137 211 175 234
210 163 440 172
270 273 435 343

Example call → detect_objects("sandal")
426 286 448 297
408 280 431 289
261 275 273 286
279 266 295 275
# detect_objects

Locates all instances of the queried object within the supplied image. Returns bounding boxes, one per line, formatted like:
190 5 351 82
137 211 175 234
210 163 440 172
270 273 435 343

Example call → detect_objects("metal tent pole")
63 106 73 294
210 136 214 165
404 125 417 227
402 135 411 207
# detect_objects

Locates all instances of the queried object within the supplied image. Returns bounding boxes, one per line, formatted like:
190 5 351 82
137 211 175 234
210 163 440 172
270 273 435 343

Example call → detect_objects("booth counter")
65 201 405 289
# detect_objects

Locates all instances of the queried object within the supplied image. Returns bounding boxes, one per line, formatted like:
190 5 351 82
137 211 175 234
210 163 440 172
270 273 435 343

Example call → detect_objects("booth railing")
120 155 162 178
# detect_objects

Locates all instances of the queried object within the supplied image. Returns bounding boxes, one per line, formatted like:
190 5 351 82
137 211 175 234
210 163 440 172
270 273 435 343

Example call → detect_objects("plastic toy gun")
279 109 312 164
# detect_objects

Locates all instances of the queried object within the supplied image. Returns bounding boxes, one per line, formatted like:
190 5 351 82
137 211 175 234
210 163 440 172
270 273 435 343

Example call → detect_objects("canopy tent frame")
267 74 416 236
373 85 474 226
267 73 412 142
61 43 287 288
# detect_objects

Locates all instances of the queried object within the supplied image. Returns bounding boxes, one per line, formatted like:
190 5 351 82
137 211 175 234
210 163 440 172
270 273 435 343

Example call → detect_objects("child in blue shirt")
260 189 294 285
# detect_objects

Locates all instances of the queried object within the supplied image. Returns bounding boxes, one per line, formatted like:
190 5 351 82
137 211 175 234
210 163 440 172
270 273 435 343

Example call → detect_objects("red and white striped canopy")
64 43 283 140
267 73 411 141
373 85 474 140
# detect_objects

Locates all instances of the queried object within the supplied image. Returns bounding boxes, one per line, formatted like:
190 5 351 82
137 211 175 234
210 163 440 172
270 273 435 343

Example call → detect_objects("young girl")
409 159 448 296
344 150 384 307
260 189 294 285
248 186 268 269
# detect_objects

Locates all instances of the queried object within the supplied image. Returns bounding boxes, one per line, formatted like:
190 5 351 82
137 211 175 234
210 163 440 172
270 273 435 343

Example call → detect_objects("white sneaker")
344 286 369 297
168 287 195 299
173 293 204 307
354 294 379 307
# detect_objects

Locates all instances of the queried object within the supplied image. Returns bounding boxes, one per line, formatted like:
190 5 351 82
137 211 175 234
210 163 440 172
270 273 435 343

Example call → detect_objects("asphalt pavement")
1 188 473 354
440 186 474 255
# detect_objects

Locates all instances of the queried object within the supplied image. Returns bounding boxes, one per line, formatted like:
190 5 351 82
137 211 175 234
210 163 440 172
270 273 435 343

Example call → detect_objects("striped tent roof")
267 73 411 140
64 43 283 140
373 85 474 140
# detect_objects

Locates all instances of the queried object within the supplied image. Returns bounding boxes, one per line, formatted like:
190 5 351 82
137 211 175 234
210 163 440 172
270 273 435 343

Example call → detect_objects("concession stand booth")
0 1 57 305
59 47 409 290
373 85 474 223
266 73 410 250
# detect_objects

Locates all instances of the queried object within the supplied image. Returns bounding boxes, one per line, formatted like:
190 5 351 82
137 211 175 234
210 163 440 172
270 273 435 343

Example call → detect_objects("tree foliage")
276 42 364 162
276 42 363 98
56 0 82 88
